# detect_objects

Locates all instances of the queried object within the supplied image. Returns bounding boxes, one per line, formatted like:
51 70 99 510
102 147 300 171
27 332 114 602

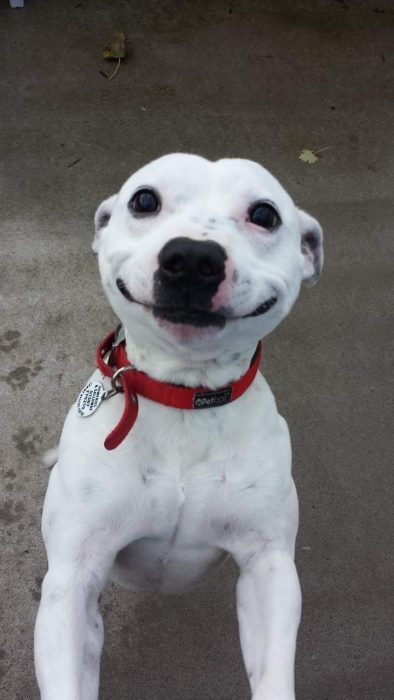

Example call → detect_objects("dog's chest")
61 375 290 592
131 406 243 530
107 395 289 592
110 424 235 592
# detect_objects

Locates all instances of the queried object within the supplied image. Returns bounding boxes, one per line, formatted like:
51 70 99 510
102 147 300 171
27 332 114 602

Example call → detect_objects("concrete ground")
1 0 393 698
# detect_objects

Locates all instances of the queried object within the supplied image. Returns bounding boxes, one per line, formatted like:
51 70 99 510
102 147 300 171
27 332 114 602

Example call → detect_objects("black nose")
154 237 227 317
158 237 226 287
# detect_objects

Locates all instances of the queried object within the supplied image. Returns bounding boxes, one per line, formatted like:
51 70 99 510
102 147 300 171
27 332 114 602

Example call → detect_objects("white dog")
34 153 323 700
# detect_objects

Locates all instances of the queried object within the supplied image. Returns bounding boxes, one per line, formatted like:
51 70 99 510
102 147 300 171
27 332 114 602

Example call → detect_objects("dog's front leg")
33 460 131 700
34 533 113 700
236 548 301 700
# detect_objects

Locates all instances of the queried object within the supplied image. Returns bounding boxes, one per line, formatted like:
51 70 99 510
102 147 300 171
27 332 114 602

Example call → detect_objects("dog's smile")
116 277 277 326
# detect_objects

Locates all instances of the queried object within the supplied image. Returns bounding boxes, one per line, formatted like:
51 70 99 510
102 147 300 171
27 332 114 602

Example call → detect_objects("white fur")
34 153 323 699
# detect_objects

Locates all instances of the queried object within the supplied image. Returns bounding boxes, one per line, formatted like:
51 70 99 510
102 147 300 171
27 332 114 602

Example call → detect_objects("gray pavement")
1 1 393 698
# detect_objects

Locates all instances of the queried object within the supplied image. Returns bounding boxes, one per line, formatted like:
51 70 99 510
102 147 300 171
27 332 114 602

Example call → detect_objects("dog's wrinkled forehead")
117 153 294 216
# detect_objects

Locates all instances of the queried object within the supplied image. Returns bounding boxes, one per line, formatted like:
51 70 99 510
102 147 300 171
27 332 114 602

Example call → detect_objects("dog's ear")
92 194 118 254
298 209 324 287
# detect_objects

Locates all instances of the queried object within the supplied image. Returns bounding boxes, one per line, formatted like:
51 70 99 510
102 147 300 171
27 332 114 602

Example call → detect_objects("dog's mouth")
244 296 278 317
116 278 277 327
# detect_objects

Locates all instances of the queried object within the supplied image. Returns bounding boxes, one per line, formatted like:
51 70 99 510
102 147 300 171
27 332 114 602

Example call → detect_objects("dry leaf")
299 149 319 164
102 32 126 60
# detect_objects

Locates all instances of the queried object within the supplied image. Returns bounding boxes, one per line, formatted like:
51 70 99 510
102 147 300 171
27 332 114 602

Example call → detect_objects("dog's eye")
129 188 160 215
248 202 280 230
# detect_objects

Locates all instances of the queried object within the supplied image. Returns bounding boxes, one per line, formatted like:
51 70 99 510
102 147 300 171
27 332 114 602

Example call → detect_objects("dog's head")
94 154 323 359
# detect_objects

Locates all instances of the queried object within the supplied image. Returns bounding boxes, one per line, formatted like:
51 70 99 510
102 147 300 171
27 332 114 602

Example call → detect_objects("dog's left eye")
129 188 160 215
248 202 281 230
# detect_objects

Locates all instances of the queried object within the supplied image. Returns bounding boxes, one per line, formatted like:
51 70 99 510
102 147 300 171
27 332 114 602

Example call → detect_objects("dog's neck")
124 327 259 390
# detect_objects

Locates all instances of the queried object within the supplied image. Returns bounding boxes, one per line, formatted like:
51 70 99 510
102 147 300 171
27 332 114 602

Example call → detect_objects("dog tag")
76 381 106 417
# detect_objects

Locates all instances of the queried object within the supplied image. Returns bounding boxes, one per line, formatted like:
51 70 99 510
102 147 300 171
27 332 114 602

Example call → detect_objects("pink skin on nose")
211 258 234 312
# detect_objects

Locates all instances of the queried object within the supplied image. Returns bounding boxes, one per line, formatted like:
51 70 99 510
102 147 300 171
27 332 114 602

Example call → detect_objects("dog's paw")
253 694 295 700
252 679 295 700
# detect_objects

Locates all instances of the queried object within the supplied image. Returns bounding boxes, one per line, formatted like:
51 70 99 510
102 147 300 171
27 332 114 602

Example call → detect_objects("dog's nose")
154 237 227 324
158 237 226 289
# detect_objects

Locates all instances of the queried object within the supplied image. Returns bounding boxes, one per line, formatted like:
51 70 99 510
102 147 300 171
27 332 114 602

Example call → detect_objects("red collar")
96 330 262 450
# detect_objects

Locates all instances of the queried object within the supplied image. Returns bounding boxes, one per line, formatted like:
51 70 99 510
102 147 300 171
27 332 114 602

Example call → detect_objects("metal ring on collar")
111 365 134 392
104 365 134 399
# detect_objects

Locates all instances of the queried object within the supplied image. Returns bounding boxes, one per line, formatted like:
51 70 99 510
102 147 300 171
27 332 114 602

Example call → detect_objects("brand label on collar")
193 387 232 409
76 381 105 417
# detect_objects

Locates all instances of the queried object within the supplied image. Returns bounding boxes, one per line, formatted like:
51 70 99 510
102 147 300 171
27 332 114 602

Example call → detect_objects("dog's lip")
116 278 134 302
115 278 278 320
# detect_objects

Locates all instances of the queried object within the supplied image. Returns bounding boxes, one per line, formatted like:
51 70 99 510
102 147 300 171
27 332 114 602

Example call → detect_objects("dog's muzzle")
152 237 227 327
116 236 279 326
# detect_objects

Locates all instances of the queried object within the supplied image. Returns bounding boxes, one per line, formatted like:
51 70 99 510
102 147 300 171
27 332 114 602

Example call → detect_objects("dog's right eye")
129 188 160 215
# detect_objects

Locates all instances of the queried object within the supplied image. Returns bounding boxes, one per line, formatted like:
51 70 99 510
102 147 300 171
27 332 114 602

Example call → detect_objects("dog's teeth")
248 296 277 318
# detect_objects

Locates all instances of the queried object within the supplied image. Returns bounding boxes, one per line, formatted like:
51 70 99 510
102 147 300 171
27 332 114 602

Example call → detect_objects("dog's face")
94 154 323 359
